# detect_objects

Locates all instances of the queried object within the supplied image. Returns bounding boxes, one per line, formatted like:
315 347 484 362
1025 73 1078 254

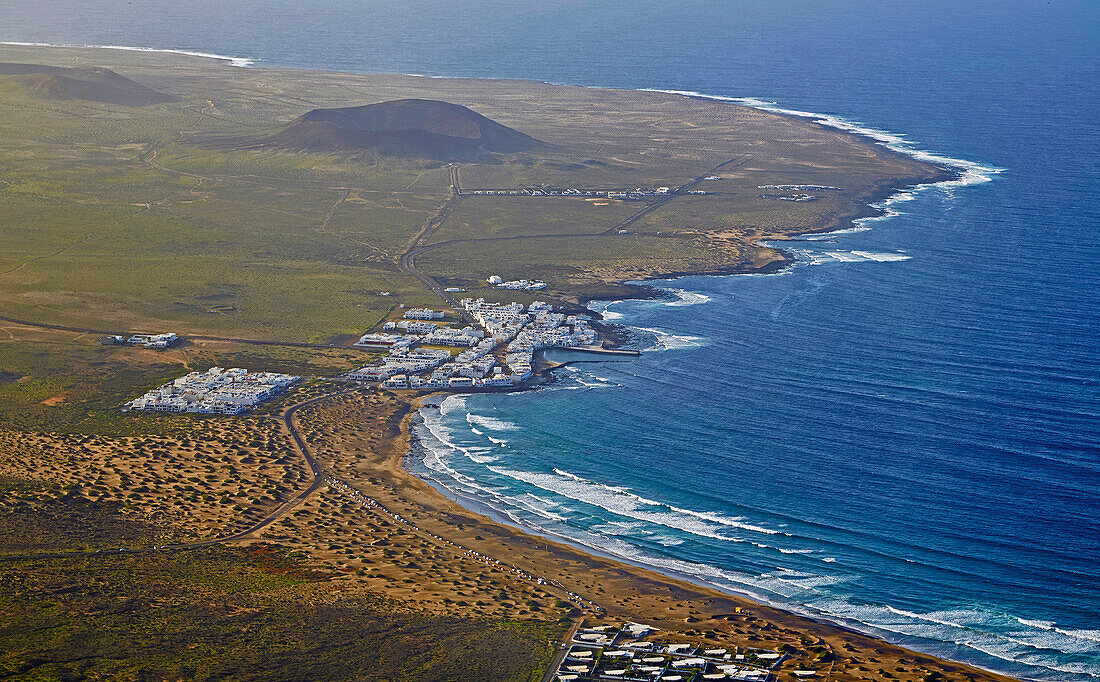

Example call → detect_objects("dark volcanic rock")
257 98 543 161
0 63 176 106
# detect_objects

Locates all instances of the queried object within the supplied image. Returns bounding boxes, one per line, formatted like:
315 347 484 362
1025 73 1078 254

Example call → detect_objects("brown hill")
253 99 542 161
0 63 175 106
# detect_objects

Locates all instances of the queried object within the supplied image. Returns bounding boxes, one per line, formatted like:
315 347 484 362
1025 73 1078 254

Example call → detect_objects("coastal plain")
0 45 1011 682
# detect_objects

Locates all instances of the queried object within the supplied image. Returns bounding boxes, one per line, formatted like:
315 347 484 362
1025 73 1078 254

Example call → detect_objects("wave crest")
1 41 256 67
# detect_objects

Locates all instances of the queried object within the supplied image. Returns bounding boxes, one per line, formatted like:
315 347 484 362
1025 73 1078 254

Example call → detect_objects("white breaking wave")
486 434 509 446
811 602 1100 678
767 571 844 591
666 503 787 536
439 394 467 417
512 494 569 522
591 299 626 321
958 640 1099 679
571 371 622 390
1014 618 1100 648
590 520 646 536
850 250 913 262
824 250 870 263
416 411 1096 679
885 605 974 630
649 90 1005 186
1060 629 1100 644
636 326 706 351
793 249 912 265
464 451 498 464
799 225 873 240
490 466 788 542
419 413 503 488
422 411 499 465
0 41 256 67
662 289 713 307
1019 617 1058 630
466 413 519 431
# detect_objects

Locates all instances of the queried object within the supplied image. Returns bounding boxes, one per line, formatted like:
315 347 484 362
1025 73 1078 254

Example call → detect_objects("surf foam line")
814 600 1100 680
634 326 706 352
0 41 257 67
644 88 1004 251
413 433 1088 680
412 410 1092 682
0 48 990 192
661 289 713 307
644 88 1004 187
490 464 793 542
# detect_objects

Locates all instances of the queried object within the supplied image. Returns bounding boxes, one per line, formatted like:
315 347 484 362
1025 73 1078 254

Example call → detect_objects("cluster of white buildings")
102 332 179 349
464 186 675 200
403 308 446 320
558 623 781 681
354 307 465 350
763 193 818 202
758 185 839 203
757 184 840 191
486 275 547 290
346 300 599 391
353 332 419 352
125 367 300 415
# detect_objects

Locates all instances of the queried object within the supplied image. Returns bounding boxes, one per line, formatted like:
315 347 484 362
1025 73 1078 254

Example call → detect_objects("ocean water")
2 1 1098 679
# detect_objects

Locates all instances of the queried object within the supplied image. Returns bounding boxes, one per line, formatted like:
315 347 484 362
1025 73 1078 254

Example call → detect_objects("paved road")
0 314 376 351
397 165 479 323
542 619 583 682
599 153 753 235
399 154 756 293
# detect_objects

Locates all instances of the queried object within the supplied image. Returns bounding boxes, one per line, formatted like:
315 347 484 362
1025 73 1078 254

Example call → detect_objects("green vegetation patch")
0 340 188 436
0 544 563 681
429 196 639 243
0 47 943 343
418 232 759 290
0 476 180 554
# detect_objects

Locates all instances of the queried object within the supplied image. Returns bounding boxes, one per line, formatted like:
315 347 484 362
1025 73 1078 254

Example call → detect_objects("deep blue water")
2 1 1098 679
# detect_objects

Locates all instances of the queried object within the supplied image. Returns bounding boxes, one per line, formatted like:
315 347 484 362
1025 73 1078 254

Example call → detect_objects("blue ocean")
3 1 1097 679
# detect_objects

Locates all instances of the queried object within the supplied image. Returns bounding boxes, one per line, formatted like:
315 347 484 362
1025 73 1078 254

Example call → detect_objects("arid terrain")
0 46 1016 682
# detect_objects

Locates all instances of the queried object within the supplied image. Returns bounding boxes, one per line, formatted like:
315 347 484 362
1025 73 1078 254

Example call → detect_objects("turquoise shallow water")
3 1 1098 678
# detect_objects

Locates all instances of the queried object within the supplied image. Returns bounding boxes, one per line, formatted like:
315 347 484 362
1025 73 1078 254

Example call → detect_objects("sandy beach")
269 386 1020 682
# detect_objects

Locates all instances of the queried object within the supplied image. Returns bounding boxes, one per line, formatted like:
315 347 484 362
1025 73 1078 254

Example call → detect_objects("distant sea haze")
4 1 1097 679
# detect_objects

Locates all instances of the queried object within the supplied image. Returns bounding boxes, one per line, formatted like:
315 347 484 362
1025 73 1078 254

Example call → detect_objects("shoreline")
0 40 993 183
390 388 1020 682
386 118 1010 675
403 412 976 668
0 40 988 312
0 40 257 67
0 42 1024 680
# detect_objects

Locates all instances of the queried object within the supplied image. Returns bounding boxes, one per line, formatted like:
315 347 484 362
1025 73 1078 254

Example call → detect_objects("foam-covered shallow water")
418 237 1099 681
409 64 1098 677
4 1 1098 678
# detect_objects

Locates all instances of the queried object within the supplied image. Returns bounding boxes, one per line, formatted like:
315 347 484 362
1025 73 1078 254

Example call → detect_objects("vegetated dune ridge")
235 98 543 162
0 62 176 106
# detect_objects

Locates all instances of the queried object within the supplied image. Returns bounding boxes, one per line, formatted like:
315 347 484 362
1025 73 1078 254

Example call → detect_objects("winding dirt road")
0 387 357 561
